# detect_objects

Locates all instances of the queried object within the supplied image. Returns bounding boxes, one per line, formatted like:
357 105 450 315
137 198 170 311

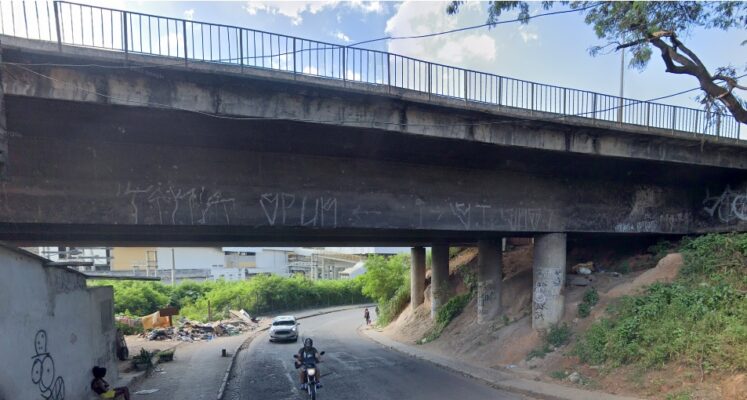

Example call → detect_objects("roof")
273 315 296 321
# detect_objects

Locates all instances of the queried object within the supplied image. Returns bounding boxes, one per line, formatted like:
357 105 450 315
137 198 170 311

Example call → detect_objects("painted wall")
110 247 156 271
156 247 225 270
0 246 116 400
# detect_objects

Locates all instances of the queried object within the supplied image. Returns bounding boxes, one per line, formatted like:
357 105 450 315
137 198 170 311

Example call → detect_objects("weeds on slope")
574 233 747 375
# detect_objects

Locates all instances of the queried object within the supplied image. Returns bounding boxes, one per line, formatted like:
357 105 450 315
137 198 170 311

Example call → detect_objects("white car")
269 315 299 342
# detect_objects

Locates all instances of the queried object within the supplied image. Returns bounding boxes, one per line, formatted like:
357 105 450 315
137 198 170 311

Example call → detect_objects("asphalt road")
223 308 530 400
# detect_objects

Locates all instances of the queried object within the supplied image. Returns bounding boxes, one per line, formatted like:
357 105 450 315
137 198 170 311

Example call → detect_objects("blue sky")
22 1 747 115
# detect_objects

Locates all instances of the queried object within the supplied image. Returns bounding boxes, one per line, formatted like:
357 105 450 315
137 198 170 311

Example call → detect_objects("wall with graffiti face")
0 246 116 400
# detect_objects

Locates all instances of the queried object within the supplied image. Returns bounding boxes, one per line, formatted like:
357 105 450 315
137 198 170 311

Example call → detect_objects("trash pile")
132 309 261 342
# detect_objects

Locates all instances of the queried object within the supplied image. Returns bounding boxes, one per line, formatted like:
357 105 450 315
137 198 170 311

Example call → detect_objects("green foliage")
376 276 411 326
578 287 599 318
583 287 599 306
546 323 572 347
526 343 552 361
421 293 473 343
574 233 747 373
577 302 591 318
360 254 409 304
550 370 568 380
457 263 477 293
448 247 463 258
115 321 143 336
89 281 171 316
648 240 674 260
133 348 153 366
93 275 368 322
527 323 572 360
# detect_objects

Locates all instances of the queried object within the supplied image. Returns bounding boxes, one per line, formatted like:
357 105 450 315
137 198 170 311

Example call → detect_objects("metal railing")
0 1 742 139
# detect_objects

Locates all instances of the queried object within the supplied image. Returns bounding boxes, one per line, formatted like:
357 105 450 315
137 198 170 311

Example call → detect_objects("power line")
348 3 601 48
5 63 740 134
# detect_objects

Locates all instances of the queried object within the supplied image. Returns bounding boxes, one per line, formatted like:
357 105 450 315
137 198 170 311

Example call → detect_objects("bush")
115 321 143 336
546 323 572 347
377 275 411 326
574 233 747 372
93 274 369 322
578 287 599 318
421 293 472 343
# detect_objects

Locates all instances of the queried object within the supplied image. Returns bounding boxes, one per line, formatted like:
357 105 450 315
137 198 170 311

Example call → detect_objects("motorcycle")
294 351 325 399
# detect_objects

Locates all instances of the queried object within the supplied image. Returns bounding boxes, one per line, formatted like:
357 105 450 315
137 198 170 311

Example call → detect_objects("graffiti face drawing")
31 330 65 400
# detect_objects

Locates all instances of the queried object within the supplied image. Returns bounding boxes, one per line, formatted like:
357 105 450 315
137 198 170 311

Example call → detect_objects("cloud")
334 31 351 43
184 9 195 20
518 25 539 43
243 1 384 25
384 2 499 71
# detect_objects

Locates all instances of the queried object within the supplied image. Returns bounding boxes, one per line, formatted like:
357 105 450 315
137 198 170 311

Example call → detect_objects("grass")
527 323 572 360
577 287 599 318
420 293 472 343
574 233 747 374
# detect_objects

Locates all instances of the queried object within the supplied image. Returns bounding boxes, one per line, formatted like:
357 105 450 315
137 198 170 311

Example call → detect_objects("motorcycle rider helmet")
304 338 313 348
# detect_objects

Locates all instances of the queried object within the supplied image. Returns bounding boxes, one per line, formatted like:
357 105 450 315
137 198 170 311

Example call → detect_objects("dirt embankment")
383 245 742 399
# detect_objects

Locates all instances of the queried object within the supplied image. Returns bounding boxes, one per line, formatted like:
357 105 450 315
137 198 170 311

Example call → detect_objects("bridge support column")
0 43 8 176
477 240 503 324
410 246 426 309
430 245 450 319
532 233 567 330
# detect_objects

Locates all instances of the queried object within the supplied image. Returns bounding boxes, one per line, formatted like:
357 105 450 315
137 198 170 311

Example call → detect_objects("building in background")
24 246 408 282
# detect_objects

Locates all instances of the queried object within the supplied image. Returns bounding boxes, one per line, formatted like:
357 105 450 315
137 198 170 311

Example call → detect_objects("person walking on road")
364 308 371 325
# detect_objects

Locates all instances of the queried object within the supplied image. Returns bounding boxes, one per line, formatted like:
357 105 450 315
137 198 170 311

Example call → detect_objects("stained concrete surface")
223 308 531 400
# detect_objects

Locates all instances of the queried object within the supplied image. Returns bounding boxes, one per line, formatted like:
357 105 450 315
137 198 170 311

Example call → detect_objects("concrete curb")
216 304 373 400
359 327 642 400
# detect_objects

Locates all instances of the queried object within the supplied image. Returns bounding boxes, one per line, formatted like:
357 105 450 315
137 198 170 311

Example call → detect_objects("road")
223 308 531 400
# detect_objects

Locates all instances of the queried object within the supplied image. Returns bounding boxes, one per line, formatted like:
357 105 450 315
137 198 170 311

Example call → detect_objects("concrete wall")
0 246 116 400
254 249 291 277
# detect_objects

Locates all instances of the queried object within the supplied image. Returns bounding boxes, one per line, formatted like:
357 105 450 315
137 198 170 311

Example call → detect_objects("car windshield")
273 320 295 326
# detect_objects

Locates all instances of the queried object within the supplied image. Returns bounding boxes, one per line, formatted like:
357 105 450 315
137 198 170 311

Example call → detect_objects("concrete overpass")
1 2 746 328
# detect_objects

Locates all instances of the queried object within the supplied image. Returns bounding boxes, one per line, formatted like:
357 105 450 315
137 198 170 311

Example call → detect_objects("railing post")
562 88 567 115
497 76 502 106
530 83 535 112
122 11 128 58
292 38 296 76
694 111 700 134
592 93 597 119
671 107 677 133
463 70 468 102
427 62 432 99
182 20 188 66
239 29 244 70
342 46 347 83
645 102 651 129
386 53 391 94
53 1 62 51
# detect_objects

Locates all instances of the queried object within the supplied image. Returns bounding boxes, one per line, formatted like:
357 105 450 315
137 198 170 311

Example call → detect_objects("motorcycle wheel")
309 383 316 400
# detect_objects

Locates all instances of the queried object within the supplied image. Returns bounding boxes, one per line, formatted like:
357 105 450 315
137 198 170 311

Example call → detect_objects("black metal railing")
0 1 743 139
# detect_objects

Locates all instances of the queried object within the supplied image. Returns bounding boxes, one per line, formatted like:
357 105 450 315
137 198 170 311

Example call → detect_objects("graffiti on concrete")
117 182 235 225
533 267 563 322
703 186 747 223
260 193 338 228
614 212 691 233
31 330 65 400
421 199 550 231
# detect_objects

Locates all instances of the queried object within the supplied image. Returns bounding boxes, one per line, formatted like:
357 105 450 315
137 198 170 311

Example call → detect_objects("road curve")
223 308 530 400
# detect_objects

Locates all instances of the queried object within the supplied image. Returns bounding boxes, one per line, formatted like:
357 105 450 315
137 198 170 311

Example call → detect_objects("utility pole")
171 248 176 287
617 46 625 123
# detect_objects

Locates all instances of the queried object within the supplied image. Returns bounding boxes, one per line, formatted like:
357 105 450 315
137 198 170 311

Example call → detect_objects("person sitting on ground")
295 338 323 390
91 366 131 400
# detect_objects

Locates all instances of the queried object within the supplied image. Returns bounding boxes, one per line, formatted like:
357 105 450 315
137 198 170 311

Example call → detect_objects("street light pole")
617 46 625 123
171 248 176 287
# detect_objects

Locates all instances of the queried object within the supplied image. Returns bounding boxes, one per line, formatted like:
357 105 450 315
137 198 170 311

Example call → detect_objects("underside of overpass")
1 94 746 246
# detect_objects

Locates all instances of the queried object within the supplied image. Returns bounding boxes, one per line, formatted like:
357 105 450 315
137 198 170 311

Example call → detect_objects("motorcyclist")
364 308 371 325
296 338 322 390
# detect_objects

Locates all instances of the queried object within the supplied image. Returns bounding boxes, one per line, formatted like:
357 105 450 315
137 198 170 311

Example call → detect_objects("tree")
448 1 747 124
360 254 409 303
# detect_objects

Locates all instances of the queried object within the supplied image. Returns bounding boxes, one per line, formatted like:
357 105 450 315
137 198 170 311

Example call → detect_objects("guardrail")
0 1 742 139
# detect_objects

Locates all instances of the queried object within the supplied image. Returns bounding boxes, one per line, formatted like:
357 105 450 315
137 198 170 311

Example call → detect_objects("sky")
3 1 745 124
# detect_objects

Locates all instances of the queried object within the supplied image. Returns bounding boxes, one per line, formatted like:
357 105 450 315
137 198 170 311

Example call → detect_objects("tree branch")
713 74 747 91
